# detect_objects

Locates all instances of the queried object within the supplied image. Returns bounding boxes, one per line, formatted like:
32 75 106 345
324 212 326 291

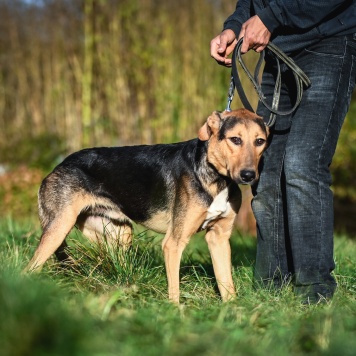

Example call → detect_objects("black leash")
226 38 311 127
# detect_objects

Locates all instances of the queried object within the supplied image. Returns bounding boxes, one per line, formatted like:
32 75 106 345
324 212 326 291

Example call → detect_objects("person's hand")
210 29 237 67
238 15 271 53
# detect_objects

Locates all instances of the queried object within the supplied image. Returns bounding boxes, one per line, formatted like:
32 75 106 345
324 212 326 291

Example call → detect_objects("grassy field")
0 218 355 356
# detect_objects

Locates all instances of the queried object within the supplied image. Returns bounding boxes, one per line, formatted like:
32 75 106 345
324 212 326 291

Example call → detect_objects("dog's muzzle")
240 169 256 184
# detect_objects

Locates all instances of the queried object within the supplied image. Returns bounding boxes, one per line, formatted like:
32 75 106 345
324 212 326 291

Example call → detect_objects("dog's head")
198 109 269 184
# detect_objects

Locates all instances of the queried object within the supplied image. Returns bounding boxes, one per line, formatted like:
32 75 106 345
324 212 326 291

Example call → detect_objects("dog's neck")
194 139 231 196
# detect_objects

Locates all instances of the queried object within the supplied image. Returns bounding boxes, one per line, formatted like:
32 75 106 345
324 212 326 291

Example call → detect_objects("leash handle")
230 38 311 126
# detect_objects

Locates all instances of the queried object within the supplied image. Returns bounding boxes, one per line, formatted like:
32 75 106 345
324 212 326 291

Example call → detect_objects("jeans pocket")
304 36 346 58
347 33 356 52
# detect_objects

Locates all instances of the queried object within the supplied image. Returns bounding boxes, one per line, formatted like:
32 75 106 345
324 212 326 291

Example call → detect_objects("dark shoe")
295 284 336 305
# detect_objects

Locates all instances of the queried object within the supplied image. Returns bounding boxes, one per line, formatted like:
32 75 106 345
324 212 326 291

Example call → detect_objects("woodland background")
0 0 355 234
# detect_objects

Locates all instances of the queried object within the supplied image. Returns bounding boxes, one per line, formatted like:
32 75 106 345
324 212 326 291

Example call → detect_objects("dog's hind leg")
98 220 133 250
25 195 90 272
204 207 237 302
77 215 133 250
25 209 78 272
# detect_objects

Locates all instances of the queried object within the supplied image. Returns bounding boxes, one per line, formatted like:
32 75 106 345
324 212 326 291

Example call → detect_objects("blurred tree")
0 0 237 151
0 0 354 232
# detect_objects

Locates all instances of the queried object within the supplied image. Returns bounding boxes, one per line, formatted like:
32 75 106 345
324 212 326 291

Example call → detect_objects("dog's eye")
229 137 242 145
255 138 266 146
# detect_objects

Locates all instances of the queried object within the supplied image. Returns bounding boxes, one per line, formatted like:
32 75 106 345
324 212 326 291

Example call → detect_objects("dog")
25 109 269 303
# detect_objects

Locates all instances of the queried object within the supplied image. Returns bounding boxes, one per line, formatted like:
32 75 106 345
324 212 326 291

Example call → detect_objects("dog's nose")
240 170 256 183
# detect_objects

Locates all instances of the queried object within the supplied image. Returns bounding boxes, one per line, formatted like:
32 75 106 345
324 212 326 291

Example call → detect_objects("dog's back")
38 139 215 230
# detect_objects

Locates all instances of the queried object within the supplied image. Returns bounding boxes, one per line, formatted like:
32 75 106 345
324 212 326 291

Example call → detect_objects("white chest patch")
201 188 231 229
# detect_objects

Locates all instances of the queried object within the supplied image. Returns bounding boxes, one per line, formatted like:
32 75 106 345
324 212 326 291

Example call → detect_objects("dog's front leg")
162 202 207 303
162 176 210 303
162 230 190 304
205 209 236 302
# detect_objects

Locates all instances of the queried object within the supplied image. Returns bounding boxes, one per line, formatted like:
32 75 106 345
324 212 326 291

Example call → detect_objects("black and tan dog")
25 109 268 303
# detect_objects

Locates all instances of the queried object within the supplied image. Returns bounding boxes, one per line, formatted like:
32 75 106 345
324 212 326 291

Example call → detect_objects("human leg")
252 61 294 288
283 35 356 301
252 35 356 301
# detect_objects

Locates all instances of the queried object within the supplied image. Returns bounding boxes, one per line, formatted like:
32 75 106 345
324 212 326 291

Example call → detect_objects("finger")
237 32 244 45
254 44 267 53
238 30 250 54
240 37 250 54
210 38 223 57
214 57 232 67
220 58 232 67
210 50 226 63
210 40 229 65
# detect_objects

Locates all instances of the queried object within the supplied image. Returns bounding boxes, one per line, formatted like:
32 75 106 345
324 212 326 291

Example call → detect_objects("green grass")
0 218 355 356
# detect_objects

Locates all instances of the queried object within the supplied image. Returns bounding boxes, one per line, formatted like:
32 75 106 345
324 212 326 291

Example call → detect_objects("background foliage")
0 0 234 153
0 0 355 233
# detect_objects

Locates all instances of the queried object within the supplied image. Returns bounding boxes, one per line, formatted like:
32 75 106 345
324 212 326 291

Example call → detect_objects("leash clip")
225 76 235 112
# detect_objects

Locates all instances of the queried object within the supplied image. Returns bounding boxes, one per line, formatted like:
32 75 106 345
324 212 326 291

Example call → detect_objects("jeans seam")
273 150 286 271
315 38 347 284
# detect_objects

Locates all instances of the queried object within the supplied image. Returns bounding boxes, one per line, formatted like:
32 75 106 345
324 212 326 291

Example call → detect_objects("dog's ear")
198 122 211 141
198 111 222 141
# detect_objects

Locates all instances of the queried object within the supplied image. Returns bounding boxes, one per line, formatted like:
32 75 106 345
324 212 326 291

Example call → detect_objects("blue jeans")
252 34 356 302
